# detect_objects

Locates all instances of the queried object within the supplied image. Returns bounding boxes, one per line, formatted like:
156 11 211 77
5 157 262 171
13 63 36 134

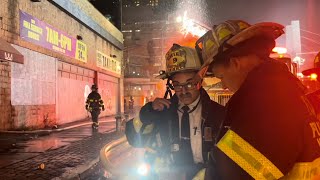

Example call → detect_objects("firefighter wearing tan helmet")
125 44 225 179
194 20 320 179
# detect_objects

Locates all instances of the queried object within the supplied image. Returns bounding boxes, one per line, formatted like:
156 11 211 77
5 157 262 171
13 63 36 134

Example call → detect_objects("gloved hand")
152 98 171 111
102 107 105 111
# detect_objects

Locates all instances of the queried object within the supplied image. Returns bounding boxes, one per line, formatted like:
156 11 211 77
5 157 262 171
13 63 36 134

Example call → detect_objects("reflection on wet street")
0 120 115 168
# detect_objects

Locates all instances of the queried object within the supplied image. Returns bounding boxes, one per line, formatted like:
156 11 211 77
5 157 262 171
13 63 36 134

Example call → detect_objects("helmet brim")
302 68 320 76
197 22 285 79
155 68 200 79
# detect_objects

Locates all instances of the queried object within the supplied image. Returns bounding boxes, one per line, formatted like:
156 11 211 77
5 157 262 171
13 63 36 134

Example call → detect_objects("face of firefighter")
171 71 200 105
211 56 251 92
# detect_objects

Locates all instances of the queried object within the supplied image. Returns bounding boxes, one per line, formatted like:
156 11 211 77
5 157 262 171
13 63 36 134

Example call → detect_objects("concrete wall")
11 45 56 106
57 61 94 124
0 61 12 130
10 45 56 130
98 72 119 116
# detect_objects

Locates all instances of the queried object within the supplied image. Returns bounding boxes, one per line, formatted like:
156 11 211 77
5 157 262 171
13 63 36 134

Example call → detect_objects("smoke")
173 0 211 28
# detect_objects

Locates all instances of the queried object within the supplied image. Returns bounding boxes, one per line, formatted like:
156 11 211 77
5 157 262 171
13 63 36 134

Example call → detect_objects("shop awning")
0 38 24 64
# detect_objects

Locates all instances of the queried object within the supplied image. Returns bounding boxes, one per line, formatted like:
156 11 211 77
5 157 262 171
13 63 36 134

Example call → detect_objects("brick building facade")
0 0 123 130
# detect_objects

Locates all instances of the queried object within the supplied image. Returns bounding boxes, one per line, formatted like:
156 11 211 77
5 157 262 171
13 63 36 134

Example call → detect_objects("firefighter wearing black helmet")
86 84 105 129
194 20 320 179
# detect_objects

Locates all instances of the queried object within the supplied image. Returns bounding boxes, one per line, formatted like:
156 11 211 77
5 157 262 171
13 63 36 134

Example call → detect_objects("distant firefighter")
85 84 105 129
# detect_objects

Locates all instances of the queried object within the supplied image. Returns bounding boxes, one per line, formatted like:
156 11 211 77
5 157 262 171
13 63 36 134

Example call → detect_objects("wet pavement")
83 143 145 180
0 109 139 179
0 117 116 169
0 116 127 180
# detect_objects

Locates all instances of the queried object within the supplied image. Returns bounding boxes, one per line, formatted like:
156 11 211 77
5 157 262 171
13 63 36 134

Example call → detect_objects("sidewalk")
0 131 124 179
0 113 136 180
0 115 119 134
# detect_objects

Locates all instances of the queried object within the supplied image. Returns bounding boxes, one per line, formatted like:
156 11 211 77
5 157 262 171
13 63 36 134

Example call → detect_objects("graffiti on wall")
84 84 91 104
100 81 117 114
102 88 112 110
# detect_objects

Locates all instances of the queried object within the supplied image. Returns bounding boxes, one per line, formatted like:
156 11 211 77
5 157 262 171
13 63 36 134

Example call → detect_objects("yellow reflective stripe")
154 157 167 174
217 130 284 180
282 157 320 180
133 117 154 134
192 168 206 180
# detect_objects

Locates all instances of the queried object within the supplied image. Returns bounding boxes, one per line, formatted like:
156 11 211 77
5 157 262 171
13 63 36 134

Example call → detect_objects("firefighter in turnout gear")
125 44 225 179
303 51 320 120
195 20 320 179
86 84 105 129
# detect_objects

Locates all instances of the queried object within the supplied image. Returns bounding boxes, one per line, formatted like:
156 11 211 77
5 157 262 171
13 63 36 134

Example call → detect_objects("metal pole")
120 0 122 31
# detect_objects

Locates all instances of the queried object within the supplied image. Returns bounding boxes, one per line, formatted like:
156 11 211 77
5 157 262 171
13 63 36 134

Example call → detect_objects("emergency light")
272 47 287 54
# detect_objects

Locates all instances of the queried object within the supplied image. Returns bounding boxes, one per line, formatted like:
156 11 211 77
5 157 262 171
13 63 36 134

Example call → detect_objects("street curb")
100 136 128 178
0 119 115 134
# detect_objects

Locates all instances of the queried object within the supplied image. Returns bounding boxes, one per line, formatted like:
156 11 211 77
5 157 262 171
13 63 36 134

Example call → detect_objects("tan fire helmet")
157 44 202 79
194 20 285 79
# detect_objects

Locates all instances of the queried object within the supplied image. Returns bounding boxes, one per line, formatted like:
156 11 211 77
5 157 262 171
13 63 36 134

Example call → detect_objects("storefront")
0 0 123 130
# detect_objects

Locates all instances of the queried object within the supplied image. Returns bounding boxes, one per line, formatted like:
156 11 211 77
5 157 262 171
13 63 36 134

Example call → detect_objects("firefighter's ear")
196 80 203 90
230 57 241 70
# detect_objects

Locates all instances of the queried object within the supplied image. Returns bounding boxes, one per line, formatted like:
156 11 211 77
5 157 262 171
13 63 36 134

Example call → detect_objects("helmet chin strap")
164 79 174 99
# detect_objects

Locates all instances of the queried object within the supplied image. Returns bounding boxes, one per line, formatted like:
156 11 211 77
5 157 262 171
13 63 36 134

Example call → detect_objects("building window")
103 56 106 67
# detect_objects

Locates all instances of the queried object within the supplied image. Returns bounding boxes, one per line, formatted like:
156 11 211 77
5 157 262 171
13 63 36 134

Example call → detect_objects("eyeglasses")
173 82 198 91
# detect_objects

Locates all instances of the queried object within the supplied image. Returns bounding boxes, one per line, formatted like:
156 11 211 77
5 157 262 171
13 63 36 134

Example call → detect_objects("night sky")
202 0 320 70
89 0 121 29
90 0 320 70
167 0 320 70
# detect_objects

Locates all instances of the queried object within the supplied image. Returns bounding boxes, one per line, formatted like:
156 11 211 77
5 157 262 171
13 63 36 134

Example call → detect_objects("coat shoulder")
208 100 225 111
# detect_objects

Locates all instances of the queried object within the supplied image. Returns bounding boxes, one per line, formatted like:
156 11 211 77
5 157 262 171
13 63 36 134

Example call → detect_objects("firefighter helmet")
157 44 201 79
91 84 98 90
195 20 284 78
302 51 320 76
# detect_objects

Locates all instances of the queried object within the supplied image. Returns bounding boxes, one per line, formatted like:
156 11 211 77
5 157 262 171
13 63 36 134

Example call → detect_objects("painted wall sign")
4 52 13 61
19 10 87 62
97 50 121 75
0 38 24 64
